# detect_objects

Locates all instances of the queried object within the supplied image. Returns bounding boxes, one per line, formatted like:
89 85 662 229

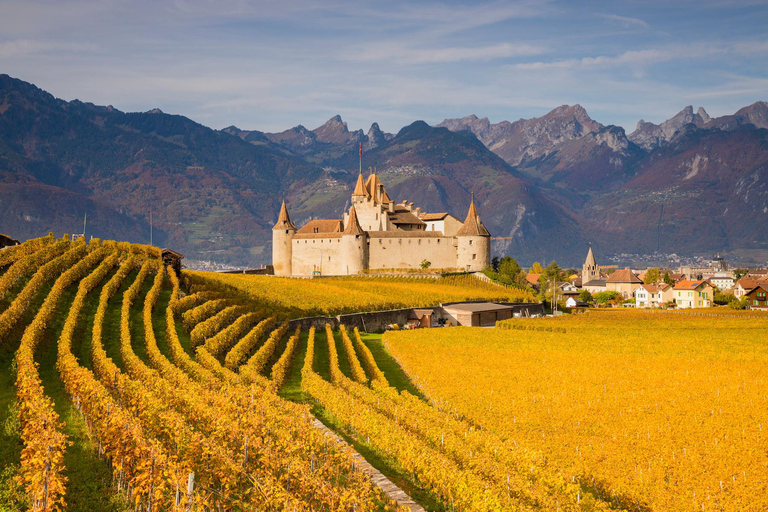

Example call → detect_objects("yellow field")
384 310 768 511
188 271 533 316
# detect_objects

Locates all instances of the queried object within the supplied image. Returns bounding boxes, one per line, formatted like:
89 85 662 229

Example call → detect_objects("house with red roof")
673 280 714 309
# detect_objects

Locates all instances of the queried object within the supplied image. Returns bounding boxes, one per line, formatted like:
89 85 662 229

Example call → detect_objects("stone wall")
367 236 456 270
292 237 345 276
338 307 442 332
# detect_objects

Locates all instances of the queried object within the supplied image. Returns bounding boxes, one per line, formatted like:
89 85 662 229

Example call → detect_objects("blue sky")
1 0 767 134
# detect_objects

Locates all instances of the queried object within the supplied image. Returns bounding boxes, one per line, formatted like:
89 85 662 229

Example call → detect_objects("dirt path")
311 418 425 512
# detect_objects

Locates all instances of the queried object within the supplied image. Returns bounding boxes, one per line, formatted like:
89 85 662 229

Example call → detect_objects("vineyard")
188 272 533 316
2 235 763 511
385 310 768 512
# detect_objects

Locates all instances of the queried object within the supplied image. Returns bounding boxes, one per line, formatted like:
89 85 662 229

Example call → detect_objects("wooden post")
186 472 195 512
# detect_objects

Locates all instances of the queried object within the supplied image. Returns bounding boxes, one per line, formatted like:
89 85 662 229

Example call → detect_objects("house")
525 273 541 290
558 281 579 293
734 278 767 298
744 284 768 310
0 234 20 248
633 283 674 308
441 302 516 327
582 279 607 295
673 280 714 309
406 309 434 328
606 269 643 299
709 273 735 291
565 297 589 308
161 248 184 276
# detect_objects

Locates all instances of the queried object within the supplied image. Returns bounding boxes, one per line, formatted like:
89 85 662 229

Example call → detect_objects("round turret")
341 205 367 275
272 200 296 276
455 198 491 272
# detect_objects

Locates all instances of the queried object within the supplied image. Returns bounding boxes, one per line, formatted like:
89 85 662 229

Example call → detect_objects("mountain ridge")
1 74 767 266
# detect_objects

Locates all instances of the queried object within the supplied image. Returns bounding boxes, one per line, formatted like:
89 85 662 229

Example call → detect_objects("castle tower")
341 205 367 275
272 200 296 276
351 170 369 207
582 243 599 283
455 197 490 272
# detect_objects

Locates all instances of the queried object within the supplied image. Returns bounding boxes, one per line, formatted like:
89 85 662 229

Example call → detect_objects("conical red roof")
352 172 369 197
272 200 296 230
342 206 365 235
456 198 490 237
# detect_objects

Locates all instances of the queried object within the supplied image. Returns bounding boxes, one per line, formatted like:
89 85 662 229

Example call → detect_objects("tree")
663 271 673 285
491 256 500 272
530 262 545 274
420 259 431 269
733 268 749 280
644 268 661 284
498 256 522 279
579 289 593 303
593 290 620 304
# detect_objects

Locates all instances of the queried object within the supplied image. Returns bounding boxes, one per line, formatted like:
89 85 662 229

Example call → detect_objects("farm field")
384 311 768 512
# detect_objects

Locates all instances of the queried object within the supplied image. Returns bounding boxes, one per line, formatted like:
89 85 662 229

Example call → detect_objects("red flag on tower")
359 142 362 158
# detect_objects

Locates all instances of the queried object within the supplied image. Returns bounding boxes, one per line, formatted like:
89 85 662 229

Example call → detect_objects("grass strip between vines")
360 333 424 399
33 273 127 511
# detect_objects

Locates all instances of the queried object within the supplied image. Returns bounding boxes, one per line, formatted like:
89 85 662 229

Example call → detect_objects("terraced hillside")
1 236 548 512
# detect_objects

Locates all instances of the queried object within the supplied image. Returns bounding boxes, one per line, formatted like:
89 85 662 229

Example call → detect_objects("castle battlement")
272 171 490 276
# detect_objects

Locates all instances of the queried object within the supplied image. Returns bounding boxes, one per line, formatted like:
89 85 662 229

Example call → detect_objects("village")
517 246 768 311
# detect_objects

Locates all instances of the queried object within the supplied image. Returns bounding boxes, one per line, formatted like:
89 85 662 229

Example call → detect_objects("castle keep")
272 171 491 276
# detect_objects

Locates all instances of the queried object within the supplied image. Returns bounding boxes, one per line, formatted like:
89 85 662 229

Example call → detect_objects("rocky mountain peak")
312 114 363 145
734 101 768 129
629 105 711 150
366 122 386 149
146 108 164 115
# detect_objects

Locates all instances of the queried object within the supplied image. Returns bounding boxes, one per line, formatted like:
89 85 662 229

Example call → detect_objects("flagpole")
359 142 362 175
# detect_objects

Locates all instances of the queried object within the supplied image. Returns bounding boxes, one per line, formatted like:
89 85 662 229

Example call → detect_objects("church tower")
456 197 491 272
341 205 367 275
582 244 599 283
272 200 296 276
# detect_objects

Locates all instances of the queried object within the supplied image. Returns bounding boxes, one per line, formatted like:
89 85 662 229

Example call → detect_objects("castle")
272 171 491 276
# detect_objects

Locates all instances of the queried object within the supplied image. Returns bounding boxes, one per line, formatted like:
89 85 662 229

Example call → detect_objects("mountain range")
1 74 767 267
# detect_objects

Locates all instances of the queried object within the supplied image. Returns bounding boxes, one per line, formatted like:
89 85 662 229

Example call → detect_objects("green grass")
101 270 137 370
128 273 153 366
359 332 424 399
312 328 333 382
33 274 127 512
0 278 52 511
277 330 309 403
151 274 173 361
74 268 118 371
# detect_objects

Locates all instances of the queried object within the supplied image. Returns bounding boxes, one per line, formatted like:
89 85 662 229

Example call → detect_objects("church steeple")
272 200 296 230
582 243 599 282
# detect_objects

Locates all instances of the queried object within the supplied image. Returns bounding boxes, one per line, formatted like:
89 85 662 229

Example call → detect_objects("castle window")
328 256 331 261
469 240 473 245
418 239 421 244
472 254 477 260
286 230 290 234
437 239 440 244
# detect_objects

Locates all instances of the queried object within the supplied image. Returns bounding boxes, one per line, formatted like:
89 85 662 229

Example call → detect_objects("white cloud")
348 42 545 64
598 13 650 29
0 39 100 58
